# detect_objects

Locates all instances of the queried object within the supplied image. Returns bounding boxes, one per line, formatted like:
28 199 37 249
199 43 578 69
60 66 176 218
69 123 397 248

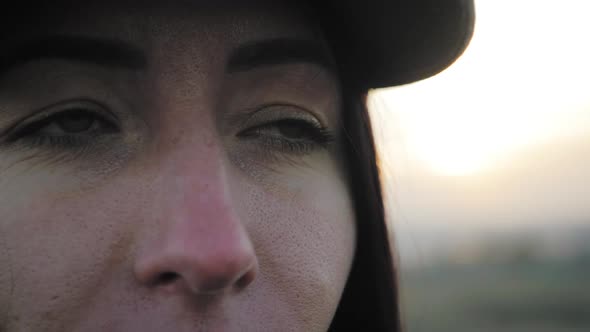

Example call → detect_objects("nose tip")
135 237 258 295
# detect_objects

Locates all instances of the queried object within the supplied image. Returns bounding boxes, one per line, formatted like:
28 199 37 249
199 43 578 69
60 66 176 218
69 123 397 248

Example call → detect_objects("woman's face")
0 1 356 331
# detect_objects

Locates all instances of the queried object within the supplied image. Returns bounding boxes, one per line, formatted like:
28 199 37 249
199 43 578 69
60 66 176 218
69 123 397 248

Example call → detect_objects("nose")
134 219 258 295
135 231 258 295
133 150 258 295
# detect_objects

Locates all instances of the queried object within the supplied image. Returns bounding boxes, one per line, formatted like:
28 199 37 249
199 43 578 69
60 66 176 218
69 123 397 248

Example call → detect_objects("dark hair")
328 87 401 331
298 4 401 329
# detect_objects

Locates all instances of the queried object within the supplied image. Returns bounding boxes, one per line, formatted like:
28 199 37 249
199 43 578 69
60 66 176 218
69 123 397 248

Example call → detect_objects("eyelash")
237 118 334 155
7 108 334 156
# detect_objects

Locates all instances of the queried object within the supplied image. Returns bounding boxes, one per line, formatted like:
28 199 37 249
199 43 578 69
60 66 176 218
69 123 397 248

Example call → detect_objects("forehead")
2 0 323 48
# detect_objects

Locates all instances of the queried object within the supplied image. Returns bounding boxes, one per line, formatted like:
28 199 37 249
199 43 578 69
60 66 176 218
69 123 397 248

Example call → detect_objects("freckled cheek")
0 182 139 329
240 171 356 327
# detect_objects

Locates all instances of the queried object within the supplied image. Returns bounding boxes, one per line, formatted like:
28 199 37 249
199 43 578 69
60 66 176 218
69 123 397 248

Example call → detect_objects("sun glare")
370 0 590 177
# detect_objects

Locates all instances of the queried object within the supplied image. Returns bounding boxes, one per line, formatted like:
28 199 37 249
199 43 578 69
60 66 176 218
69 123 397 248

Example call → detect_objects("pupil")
57 112 94 133
278 122 305 139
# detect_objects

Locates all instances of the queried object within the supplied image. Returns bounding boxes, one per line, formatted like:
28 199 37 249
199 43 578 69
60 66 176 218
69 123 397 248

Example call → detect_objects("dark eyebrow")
0 35 147 74
227 38 336 73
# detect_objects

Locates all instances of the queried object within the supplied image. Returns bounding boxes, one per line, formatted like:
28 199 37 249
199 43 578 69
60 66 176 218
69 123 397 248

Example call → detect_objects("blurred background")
368 1 590 331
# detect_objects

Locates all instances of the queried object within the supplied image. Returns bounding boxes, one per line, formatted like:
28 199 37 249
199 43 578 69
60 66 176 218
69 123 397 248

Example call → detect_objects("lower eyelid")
239 134 325 160
14 130 113 150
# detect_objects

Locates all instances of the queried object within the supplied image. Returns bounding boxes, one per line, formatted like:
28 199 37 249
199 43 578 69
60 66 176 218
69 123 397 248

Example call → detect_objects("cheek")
0 177 139 330
236 169 356 330
0 155 355 331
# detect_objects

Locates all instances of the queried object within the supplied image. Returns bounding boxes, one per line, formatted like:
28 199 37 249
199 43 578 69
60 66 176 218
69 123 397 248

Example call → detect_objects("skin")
0 1 356 331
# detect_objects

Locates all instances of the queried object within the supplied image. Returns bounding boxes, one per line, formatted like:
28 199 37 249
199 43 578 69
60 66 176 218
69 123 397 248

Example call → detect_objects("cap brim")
315 0 475 89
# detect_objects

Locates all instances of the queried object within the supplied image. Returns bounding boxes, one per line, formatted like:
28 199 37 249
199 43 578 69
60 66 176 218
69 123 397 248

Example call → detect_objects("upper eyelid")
228 103 326 130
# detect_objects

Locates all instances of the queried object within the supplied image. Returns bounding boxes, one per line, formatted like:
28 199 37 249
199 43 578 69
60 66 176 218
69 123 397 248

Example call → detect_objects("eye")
6 105 119 149
238 118 334 155
63 112 101 132
38 109 110 134
244 119 323 140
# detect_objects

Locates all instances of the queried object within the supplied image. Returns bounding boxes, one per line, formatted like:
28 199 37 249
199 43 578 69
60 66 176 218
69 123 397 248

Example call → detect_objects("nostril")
234 265 257 290
235 274 251 290
156 271 180 285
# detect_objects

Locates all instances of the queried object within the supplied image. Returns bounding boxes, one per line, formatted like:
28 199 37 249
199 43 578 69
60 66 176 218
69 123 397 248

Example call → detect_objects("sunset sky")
368 0 590 261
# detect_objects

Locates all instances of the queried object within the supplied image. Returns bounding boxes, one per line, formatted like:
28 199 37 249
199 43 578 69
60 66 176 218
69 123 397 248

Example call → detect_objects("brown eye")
5 105 120 149
54 110 95 133
27 108 118 137
274 119 309 139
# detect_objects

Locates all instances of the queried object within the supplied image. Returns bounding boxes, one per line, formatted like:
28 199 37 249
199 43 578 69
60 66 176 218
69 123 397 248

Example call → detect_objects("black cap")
314 0 475 89
3 0 475 89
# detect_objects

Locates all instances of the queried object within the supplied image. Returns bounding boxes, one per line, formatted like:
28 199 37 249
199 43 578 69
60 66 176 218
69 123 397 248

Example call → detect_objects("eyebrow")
227 38 336 73
0 35 147 74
